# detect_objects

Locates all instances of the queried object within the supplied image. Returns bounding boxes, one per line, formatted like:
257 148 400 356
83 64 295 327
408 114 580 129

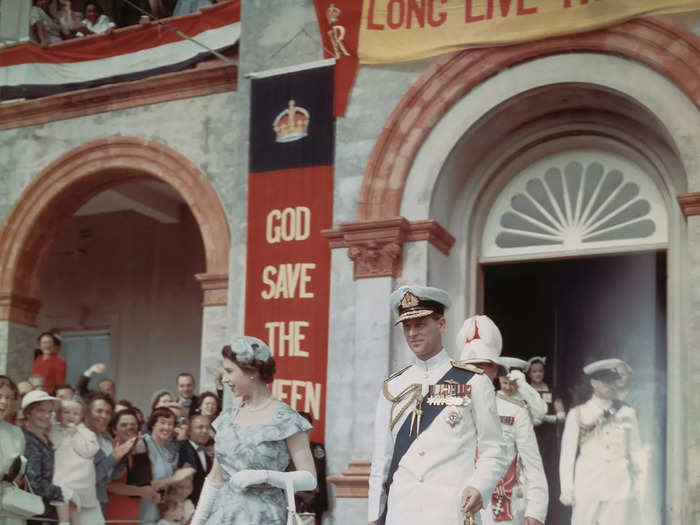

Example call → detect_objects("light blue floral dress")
205 401 312 524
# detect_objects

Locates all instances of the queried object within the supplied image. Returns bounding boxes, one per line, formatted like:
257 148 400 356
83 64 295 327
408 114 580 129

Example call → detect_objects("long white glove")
508 370 547 424
190 477 222 525
230 469 317 492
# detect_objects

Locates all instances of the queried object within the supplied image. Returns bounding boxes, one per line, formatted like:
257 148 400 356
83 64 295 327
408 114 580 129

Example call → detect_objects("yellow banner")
358 0 699 63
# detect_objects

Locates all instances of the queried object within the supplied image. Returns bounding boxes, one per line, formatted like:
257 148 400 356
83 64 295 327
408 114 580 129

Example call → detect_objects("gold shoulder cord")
382 380 423 432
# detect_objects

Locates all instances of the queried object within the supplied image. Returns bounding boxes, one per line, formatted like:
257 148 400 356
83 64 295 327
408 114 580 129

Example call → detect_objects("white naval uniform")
559 396 645 525
481 392 548 525
368 350 506 525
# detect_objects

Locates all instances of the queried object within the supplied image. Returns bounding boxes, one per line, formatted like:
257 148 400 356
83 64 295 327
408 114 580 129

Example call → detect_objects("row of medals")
426 382 471 406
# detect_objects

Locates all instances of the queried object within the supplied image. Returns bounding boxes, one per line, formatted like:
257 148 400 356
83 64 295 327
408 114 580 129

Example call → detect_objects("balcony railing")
0 1 239 102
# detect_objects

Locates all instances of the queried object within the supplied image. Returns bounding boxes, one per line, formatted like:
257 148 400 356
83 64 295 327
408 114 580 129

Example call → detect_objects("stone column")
195 273 229 394
682 213 700 523
0 320 36 380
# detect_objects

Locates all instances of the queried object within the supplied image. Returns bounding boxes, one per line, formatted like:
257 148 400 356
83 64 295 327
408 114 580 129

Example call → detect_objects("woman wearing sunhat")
22 390 79 525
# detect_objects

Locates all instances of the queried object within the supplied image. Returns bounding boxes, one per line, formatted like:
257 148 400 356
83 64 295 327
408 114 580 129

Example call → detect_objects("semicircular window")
481 151 668 261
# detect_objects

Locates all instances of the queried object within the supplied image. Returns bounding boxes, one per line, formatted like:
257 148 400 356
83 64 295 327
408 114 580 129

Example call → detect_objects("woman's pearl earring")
249 376 255 380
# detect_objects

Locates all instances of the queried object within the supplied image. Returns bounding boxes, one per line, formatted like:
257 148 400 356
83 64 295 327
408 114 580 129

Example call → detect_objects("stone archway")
0 137 230 382
0 136 230 325
358 17 700 222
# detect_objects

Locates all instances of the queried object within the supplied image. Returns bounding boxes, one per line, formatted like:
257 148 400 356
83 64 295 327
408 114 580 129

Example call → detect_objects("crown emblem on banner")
326 3 341 24
273 100 310 143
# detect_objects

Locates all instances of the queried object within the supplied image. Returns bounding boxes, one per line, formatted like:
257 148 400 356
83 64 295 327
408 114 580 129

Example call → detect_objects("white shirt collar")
591 394 613 409
413 348 450 371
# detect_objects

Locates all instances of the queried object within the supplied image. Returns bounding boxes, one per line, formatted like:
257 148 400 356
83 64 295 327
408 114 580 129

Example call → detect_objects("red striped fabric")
0 0 239 67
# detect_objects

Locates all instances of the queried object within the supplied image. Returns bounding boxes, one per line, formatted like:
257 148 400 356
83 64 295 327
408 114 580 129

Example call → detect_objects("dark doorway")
483 250 666 524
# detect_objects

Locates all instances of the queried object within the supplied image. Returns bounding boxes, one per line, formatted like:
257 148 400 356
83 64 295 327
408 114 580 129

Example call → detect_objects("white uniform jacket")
559 396 646 507
482 393 548 525
368 350 506 524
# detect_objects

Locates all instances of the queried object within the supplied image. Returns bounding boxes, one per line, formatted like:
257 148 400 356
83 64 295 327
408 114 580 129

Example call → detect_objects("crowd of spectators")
0 331 224 525
30 0 226 47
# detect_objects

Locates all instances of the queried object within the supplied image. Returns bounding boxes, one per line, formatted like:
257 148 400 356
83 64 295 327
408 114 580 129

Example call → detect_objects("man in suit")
177 413 213 505
176 372 199 417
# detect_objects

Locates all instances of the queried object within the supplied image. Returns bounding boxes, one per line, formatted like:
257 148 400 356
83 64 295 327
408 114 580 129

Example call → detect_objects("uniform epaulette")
497 391 526 407
451 360 484 374
385 365 411 382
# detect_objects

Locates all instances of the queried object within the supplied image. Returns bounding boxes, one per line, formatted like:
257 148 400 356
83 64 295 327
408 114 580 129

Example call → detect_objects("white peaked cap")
457 315 503 364
499 357 529 371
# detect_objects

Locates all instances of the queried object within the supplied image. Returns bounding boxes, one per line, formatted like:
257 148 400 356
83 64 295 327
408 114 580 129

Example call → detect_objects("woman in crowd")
77 1 115 35
30 0 65 46
0 375 25 525
151 390 176 413
23 390 77 525
50 395 103 524
30 333 66 395
526 356 567 524
195 391 221 419
190 336 317 525
140 408 195 524
107 408 160 525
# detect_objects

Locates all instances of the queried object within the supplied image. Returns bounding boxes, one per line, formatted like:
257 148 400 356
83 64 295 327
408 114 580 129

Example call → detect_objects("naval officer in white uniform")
481 357 548 525
368 288 507 525
559 359 646 525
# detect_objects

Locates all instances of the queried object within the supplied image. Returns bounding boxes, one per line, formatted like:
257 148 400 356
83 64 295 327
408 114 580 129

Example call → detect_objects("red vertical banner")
313 1 361 116
245 64 335 442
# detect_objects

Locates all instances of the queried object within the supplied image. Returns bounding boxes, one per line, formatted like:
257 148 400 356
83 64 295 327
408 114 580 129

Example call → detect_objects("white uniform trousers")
572 499 632 525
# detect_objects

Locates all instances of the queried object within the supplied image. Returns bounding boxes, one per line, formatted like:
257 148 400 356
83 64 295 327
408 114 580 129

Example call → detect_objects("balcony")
0 1 239 130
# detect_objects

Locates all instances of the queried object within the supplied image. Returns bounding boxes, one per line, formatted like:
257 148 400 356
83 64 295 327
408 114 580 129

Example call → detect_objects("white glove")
190 477 222 525
265 469 316 492
85 363 106 376
229 469 268 489
560 493 574 506
230 469 316 492
507 369 526 385
556 411 566 422
542 414 557 423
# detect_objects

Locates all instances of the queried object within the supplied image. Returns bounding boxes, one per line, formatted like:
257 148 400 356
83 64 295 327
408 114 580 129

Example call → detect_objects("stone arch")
0 136 230 325
358 17 700 220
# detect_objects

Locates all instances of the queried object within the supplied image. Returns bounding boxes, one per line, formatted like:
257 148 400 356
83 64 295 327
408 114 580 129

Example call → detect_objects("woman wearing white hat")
22 390 79 525
525 356 567 523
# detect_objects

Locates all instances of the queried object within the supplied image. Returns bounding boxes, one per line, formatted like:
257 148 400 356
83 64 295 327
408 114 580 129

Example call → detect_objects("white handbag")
284 478 316 525
0 436 45 519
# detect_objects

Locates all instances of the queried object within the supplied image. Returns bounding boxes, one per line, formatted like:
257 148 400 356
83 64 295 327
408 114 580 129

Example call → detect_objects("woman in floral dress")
190 336 317 525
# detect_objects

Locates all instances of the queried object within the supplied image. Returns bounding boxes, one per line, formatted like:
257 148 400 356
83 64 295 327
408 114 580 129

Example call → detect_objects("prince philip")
368 285 507 525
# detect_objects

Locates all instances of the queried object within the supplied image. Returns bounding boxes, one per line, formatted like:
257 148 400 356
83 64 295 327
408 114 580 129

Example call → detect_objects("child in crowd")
49 395 102 525
157 474 195 525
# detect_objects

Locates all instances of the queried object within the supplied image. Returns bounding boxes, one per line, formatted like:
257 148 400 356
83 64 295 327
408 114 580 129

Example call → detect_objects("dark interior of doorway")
483 250 667 524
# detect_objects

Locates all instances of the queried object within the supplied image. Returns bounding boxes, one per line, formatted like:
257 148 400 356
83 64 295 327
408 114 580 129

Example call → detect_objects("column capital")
322 217 455 279
0 293 42 326
194 273 228 306
678 193 700 217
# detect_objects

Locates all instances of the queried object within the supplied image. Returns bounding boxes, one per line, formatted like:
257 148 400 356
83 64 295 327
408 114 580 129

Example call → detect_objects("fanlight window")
481 151 668 260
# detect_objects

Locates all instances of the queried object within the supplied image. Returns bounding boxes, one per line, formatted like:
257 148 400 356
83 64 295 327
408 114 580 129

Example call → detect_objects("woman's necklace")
243 394 274 412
